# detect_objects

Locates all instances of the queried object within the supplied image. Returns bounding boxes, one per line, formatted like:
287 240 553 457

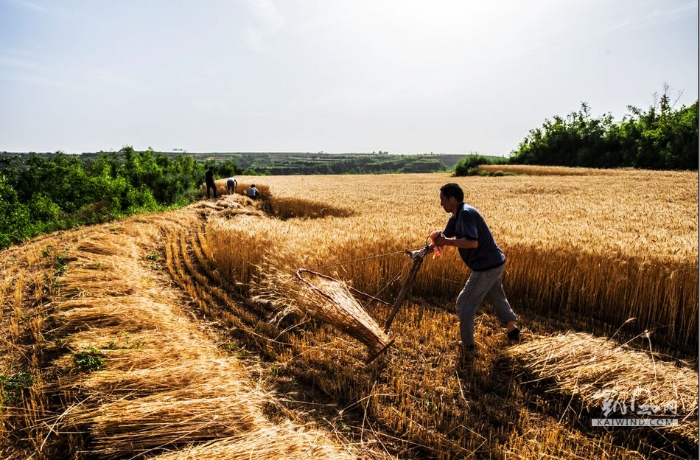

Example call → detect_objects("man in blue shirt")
431 183 519 362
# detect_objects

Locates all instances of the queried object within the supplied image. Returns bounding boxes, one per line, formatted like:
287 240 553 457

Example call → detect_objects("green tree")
218 158 242 178
510 89 698 170
0 177 32 248
0 149 216 250
454 154 503 176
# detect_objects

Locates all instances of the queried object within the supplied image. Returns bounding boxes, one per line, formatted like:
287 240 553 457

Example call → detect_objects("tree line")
197 152 451 175
0 147 454 249
0 147 241 250
508 89 698 170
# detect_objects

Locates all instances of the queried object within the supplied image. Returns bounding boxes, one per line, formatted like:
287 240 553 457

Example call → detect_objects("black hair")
440 183 464 202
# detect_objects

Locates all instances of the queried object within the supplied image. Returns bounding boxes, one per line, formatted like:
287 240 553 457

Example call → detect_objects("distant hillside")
1 151 510 175
77 151 477 175
170 152 471 174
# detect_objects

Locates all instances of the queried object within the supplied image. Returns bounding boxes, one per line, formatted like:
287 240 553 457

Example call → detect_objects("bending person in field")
430 183 519 362
227 177 237 194
247 184 259 200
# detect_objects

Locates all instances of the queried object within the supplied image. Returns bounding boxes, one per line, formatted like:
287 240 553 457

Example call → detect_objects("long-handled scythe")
383 244 434 333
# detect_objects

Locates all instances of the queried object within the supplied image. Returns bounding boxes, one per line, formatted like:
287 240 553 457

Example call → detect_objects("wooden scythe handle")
383 245 431 333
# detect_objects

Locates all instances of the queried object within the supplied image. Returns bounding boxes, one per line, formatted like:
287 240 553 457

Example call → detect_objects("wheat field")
0 166 697 459
200 167 697 458
214 168 698 351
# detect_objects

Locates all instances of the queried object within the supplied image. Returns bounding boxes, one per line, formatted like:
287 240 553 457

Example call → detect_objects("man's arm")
433 234 478 249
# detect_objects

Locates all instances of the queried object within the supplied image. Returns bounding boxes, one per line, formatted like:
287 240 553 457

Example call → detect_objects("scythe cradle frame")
295 244 433 364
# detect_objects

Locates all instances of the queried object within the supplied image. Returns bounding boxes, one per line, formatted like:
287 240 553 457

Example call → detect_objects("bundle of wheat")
295 269 394 363
76 236 132 257
51 298 168 335
150 421 356 460
508 332 698 444
68 384 271 458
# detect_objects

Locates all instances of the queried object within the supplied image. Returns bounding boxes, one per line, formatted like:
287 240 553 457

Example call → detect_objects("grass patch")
0 371 33 407
73 347 106 372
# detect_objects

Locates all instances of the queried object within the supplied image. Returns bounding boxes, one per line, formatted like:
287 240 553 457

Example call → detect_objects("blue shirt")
443 203 505 271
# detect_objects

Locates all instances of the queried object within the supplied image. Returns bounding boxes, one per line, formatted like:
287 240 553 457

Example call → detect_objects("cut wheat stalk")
508 331 698 444
294 269 395 364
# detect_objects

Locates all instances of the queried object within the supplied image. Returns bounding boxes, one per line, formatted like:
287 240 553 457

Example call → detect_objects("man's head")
440 183 464 201
439 183 464 215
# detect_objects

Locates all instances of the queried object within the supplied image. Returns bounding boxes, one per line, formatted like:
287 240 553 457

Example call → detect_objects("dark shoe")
507 327 521 341
458 343 476 367
454 341 476 354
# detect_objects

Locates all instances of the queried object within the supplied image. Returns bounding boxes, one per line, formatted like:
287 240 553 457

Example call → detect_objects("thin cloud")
605 0 697 32
0 53 45 72
657 1 698 20
0 70 81 92
0 49 91 93
243 27 267 53
4 0 47 13
243 0 285 29
241 0 285 52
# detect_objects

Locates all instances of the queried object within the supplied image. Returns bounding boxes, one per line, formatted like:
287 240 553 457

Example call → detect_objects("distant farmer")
247 184 259 200
205 167 217 199
430 183 519 363
227 177 237 194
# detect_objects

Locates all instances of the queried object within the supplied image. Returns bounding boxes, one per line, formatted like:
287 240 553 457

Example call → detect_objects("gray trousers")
456 263 517 346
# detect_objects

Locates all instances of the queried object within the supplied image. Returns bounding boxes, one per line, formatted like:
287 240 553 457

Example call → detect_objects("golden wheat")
195 169 697 458
215 170 697 352
1 167 696 459
0 211 362 459
508 331 698 445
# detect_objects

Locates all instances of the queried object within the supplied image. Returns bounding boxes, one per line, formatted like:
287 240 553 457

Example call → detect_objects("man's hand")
429 230 445 257
430 231 479 250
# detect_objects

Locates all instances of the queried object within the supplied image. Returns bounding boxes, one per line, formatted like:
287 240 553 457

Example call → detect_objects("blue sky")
1 0 697 155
